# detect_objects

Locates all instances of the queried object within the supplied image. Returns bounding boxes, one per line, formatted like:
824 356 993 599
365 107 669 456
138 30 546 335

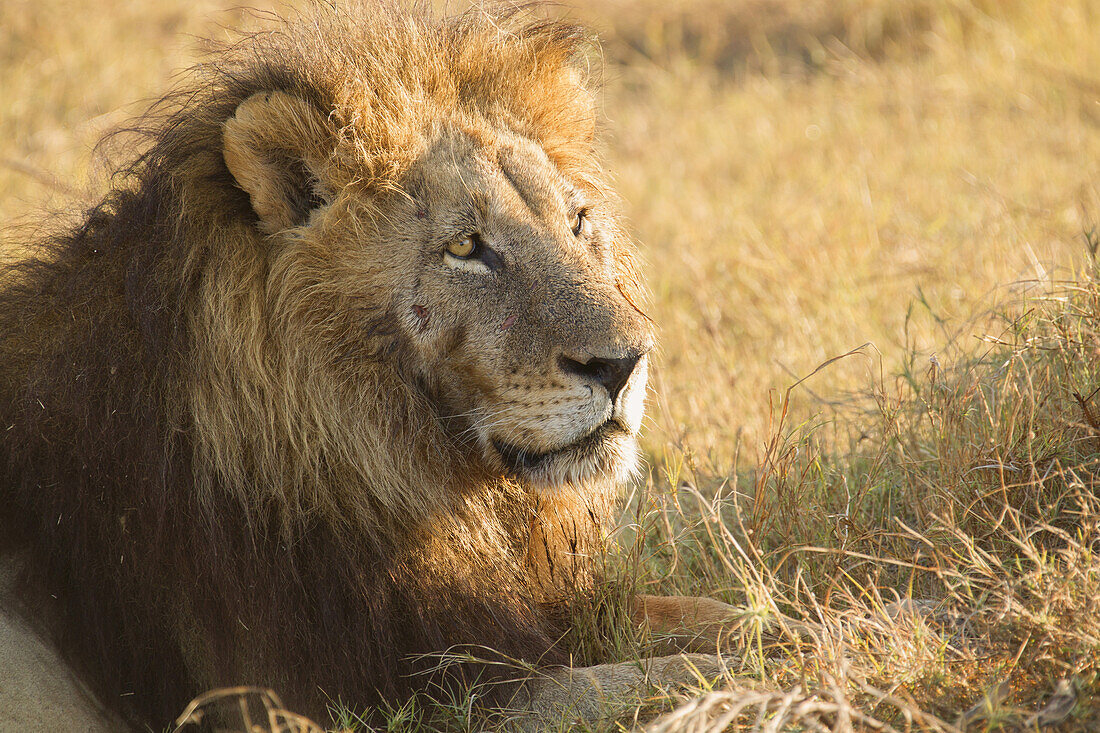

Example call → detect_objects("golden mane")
145 2 616 534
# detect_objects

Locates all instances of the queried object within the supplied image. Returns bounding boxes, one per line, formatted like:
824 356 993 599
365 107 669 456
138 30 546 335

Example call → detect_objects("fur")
0 2 653 727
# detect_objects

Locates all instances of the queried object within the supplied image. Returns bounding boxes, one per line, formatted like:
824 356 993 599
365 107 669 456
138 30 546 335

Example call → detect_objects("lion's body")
0 5 662 727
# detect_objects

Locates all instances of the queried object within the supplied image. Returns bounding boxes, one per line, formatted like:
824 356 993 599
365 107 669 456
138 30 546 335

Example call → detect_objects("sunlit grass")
620 262 1100 729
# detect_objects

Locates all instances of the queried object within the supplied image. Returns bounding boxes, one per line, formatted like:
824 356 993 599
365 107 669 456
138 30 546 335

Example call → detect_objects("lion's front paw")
507 653 727 731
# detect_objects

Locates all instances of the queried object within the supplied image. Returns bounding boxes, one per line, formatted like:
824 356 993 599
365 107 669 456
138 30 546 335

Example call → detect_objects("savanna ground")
3 0 1100 730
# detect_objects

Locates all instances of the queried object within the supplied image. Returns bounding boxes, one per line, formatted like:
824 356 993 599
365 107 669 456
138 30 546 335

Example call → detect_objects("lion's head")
0 4 651 724
222 88 653 492
178 7 657 530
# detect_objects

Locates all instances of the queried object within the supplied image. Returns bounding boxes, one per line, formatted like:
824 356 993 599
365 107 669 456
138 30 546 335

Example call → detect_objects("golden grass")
3 0 1100 730
620 267 1100 730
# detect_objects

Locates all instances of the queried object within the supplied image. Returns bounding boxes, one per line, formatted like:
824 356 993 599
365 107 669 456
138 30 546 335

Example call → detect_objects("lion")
0 4 738 730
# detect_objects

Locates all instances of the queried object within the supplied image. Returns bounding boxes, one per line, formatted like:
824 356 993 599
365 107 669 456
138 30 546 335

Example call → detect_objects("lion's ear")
223 91 334 234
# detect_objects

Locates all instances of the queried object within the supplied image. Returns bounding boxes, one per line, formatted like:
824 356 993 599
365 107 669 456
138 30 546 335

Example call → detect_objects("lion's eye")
446 235 479 259
571 209 591 238
443 232 501 273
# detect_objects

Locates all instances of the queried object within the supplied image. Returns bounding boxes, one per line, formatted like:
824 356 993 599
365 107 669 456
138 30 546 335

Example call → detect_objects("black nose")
558 352 643 402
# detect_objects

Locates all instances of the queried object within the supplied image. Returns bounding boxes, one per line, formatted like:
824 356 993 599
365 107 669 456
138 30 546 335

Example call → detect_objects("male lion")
0 4 736 730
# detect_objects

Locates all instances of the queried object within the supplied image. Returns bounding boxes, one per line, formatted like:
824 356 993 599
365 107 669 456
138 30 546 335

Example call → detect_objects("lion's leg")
508 653 726 731
631 594 821 654
630 594 741 653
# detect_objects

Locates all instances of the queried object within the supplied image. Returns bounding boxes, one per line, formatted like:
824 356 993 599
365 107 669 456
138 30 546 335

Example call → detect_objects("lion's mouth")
491 418 629 480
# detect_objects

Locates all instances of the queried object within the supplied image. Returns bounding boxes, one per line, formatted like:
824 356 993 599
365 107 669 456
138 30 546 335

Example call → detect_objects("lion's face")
379 126 653 488
223 93 653 490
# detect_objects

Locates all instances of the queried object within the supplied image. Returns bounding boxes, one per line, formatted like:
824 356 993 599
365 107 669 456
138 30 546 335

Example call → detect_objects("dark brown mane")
0 4 610 726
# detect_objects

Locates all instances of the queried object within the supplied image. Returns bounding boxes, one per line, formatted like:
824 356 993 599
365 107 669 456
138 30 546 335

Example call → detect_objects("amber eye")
446 234 479 259
571 208 590 238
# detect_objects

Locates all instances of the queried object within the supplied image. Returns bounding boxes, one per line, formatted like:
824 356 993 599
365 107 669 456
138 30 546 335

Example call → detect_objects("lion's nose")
558 351 644 402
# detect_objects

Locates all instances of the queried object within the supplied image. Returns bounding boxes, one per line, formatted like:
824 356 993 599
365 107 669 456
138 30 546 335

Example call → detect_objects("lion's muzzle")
489 347 650 489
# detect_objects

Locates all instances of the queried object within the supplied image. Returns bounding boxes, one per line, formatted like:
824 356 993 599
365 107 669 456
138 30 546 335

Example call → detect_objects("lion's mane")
0 4 621 725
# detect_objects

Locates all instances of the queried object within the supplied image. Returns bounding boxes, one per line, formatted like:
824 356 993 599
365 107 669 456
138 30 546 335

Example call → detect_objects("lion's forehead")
405 127 584 224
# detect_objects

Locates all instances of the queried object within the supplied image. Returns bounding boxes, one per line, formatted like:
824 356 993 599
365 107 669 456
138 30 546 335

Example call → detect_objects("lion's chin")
491 420 639 489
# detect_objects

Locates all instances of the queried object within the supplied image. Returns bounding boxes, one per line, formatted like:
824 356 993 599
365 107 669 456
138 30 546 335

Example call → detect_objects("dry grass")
3 0 1100 730
620 269 1100 731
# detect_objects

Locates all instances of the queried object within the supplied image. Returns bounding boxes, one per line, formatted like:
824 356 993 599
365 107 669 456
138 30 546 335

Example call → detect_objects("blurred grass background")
3 0 1100 730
